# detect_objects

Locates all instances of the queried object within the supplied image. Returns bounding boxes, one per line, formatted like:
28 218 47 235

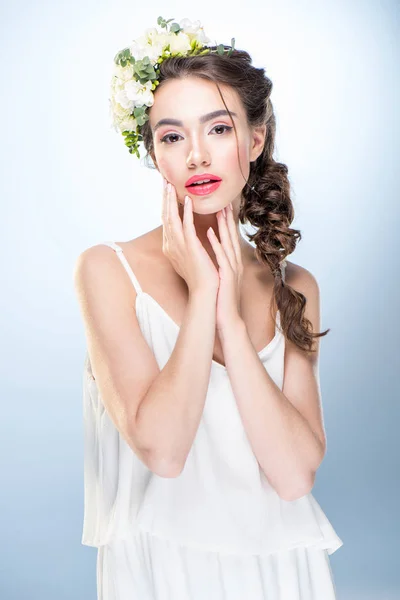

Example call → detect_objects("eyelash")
160 124 233 144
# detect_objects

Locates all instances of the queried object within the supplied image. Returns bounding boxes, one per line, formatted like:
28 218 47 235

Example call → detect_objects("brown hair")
140 48 329 353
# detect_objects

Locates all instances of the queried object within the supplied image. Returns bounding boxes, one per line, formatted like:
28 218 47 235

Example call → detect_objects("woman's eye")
160 133 181 144
160 124 233 144
212 124 233 135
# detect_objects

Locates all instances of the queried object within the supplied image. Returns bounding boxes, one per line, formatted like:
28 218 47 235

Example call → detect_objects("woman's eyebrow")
153 109 237 132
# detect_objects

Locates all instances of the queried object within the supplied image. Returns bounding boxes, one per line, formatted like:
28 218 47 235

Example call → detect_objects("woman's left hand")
207 203 244 334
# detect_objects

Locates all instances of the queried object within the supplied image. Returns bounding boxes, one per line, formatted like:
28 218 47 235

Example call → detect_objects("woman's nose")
186 139 211 168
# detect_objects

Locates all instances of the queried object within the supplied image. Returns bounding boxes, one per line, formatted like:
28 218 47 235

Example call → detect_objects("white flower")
118 115 138 132
179 18 210 44
109 98 137 133
111 97 131 119
144 27 159 42
113 63 134 82
123 79 154 108
179 18 201 32
129 30 169 64
168 31 191 55
110 76 127 106
114 88 134 111
130 40 159 63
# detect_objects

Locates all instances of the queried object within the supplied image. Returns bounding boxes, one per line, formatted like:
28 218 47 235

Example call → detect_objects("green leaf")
170 22 182 34
226 38 236 56
157 16 174 30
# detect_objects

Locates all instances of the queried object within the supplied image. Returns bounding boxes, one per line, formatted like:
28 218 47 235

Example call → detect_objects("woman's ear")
249 124 267 162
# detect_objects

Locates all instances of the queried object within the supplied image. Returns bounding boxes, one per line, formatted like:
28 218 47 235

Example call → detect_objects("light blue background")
1 1 398 599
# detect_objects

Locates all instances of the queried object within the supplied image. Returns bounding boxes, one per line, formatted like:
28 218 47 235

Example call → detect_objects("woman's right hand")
161 179 220 295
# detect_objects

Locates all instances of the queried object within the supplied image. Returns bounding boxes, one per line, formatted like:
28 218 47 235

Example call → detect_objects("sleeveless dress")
81 241 343 600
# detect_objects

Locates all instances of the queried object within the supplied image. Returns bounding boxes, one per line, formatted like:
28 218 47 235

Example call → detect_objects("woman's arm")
134 288 217 477
74 245 217 479
219 264 327 501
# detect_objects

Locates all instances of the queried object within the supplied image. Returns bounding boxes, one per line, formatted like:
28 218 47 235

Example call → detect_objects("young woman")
74 17 343 600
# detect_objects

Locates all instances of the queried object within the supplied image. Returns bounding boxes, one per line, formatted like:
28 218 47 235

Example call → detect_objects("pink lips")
186 180 222 196
185 173 222 187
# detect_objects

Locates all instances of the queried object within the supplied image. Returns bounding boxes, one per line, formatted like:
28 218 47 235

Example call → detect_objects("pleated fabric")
97 527 338 600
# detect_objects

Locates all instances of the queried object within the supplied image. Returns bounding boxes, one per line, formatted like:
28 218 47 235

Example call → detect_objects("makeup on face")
150 78 252 206
184 173 222 197
186 180 222 197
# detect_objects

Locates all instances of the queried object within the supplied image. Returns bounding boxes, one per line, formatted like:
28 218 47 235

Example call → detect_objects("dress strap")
101 241 143 294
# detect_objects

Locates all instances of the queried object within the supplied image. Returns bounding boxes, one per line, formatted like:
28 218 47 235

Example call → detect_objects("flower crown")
109 16 236 158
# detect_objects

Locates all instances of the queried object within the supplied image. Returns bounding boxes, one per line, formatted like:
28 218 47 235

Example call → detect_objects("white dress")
81 241 343 600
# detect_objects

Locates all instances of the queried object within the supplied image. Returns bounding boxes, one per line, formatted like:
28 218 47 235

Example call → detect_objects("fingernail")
229 202 233 211
222 207 226 217
167 183 171 192
163 179 166 189
185 196 189 205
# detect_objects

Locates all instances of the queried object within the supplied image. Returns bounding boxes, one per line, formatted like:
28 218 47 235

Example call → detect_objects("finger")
217 208 236 269
166 183 172 244
207 226 226 271
182 194 195 240
161 178 167 222
167 183 184 245
224 204 243 269
161 178 168 247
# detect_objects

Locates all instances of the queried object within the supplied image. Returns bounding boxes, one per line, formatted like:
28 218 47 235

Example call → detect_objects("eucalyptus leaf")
170 23 182 34
133 107 145 117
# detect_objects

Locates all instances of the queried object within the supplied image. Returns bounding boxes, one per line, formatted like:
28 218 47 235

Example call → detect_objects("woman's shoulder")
284 262 322 346
285 259 318 284
77 227 162 264
73 229 163 295
120 227 163 257
284 260 321 302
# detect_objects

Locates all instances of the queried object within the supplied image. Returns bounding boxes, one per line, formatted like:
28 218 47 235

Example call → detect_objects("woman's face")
149 76 264 213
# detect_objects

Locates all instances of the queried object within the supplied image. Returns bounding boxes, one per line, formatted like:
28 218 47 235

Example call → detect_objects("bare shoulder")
284 259 322 358
73 229 160 293
74 230 156 267
285 259 320 296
